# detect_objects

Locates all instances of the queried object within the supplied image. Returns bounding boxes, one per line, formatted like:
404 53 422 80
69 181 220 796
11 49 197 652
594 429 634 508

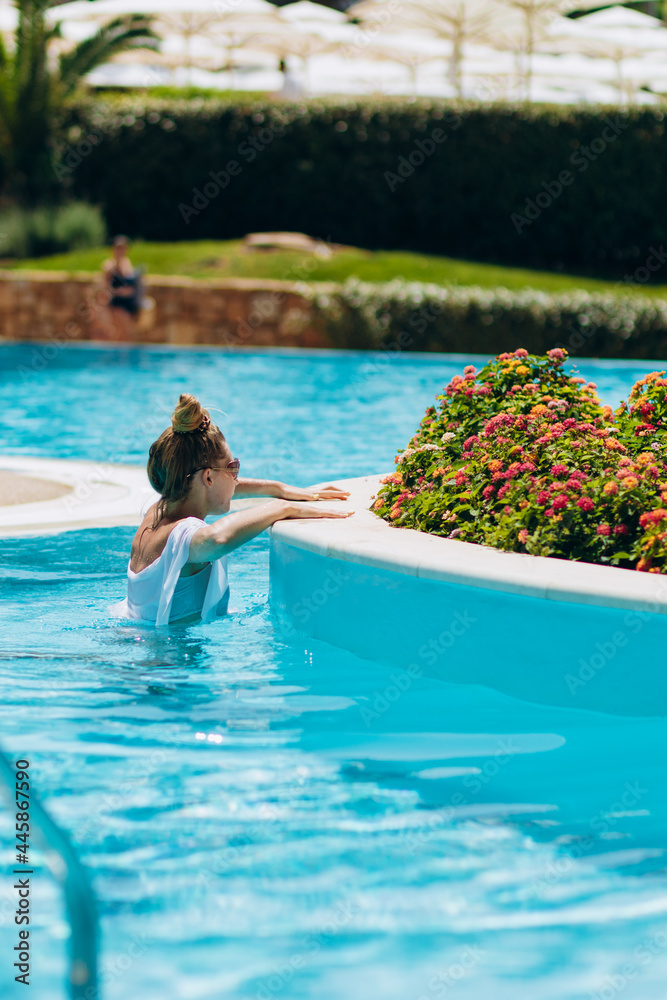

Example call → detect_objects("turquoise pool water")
1 344 667 999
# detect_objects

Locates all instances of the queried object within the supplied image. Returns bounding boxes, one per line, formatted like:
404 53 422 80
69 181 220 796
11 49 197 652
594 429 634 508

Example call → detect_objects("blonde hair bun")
171 393 210 434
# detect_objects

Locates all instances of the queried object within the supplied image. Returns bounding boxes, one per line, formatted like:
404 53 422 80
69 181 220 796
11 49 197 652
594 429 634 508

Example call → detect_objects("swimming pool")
1 343 667 999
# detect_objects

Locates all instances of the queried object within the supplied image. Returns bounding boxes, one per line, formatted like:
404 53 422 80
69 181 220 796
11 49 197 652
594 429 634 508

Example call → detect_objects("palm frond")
58 14 159 94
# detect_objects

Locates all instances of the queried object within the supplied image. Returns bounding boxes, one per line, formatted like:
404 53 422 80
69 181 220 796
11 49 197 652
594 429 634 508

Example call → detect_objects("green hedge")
309 278 667 359
57 98 667 278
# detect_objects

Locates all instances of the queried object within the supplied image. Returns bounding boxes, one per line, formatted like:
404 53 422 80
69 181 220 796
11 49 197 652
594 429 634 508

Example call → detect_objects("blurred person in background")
102 235 143 340
277 58 304 100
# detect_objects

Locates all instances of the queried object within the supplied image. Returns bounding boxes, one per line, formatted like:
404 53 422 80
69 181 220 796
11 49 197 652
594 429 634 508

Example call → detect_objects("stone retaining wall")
0 270 333 348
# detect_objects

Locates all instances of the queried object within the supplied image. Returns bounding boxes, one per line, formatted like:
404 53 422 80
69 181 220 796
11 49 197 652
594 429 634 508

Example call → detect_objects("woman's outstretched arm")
234 478 351 501
188 499 353 563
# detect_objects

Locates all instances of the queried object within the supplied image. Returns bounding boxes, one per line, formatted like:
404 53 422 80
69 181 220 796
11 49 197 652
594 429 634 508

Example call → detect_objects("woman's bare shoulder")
130 509 204 573
130 507 168 572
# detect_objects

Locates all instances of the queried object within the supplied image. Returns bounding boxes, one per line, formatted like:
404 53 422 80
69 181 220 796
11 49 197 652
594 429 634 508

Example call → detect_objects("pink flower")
576 497 595 512
514 348 529 358
497 484 511 500
552 494 569 509
551 464 568 477
536 490 550 504
639 508 667 527
482 485 495 499
547 348 567 362
518 529 529 543
614 524 629 536
597 524 611 536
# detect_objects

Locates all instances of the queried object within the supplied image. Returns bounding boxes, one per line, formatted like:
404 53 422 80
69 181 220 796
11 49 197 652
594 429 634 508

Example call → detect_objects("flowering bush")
372 348 667 573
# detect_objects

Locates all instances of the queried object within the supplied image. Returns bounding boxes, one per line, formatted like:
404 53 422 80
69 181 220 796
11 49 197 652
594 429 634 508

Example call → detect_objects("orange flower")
622 476 639 489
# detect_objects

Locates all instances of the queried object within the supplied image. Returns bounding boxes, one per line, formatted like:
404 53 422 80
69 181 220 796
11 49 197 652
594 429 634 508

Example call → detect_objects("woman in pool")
122 393 353 625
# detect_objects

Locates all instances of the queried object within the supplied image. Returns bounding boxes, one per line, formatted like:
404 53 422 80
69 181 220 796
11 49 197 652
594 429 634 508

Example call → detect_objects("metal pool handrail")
0 749 99 999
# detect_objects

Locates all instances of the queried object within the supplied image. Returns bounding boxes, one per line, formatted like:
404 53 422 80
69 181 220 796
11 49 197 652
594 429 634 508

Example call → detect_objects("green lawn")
4 239 664 296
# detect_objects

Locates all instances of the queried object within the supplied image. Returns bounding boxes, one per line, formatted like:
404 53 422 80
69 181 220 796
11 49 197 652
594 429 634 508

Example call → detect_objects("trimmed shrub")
61 97 667 277
372 349 667 573
0 202 106 258
309 278 667 359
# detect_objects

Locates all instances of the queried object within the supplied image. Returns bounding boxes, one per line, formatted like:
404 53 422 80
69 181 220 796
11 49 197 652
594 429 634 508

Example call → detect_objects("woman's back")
125 515 229 625
130 509 208 577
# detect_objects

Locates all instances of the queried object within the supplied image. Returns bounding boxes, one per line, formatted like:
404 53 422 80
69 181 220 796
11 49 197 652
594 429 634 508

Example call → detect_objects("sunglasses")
188 458 241 481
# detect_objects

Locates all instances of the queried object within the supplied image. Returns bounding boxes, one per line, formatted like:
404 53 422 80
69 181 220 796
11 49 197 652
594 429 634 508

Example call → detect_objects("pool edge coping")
269 474 667 615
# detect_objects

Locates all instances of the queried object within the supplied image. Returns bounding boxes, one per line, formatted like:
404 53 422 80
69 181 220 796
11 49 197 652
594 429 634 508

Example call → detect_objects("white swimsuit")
115 516 229 625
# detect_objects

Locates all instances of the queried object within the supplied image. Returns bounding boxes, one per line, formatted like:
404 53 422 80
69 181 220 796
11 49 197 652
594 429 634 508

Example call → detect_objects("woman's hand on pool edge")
282 501 355 520
277 483 352 502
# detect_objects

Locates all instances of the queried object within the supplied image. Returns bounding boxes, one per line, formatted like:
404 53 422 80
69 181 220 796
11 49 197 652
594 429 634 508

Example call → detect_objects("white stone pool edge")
0 456 262 536
270 474 667 616
2 460 665 616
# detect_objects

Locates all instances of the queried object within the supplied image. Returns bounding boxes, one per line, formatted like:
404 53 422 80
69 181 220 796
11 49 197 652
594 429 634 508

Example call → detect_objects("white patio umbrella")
347 32 451 94
353 0 523 98
543 8 667 104
492 0 618 99
251 29 334 92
